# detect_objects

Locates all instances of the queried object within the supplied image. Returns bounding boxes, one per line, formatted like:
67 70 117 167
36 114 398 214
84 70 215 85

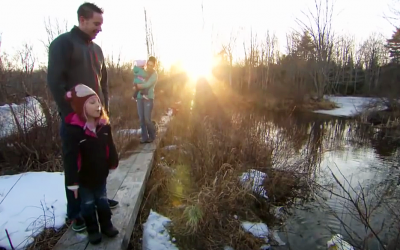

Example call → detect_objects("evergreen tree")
386 28 400 64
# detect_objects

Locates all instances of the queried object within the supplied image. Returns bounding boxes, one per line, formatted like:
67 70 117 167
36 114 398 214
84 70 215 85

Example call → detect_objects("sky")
0 0 397 70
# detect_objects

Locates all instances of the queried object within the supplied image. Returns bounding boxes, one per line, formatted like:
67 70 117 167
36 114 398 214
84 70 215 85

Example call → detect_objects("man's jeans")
137 98 155 142
60 119 81 220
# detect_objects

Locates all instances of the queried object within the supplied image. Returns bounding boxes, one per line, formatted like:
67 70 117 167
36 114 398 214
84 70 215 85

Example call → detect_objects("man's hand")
67 185 79 199
73 189 79 199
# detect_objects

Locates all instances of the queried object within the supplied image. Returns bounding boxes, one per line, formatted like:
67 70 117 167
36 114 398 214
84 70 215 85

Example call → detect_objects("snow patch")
241 221 269 239
117 128 141 136
327 234 354 250
142 210 178 250
0 172 66 250
239 169 268 199
0 97 46 138
314 96 377 117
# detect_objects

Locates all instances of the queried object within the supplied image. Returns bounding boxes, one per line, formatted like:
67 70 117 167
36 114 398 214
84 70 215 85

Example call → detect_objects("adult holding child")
46 2 118 233
133 56 158 143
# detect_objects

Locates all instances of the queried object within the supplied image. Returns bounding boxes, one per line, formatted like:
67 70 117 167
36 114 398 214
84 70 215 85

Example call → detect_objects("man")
47 2 118 232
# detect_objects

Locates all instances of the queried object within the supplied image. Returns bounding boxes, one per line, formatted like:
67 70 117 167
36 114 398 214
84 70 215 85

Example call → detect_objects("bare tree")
144 8 155 58
262 31 278 90
296 0 335 99
360 34 388 93
221 30 237 87
384 0 400 28
243 30 259 90
316 166 396 250
42 17 69 55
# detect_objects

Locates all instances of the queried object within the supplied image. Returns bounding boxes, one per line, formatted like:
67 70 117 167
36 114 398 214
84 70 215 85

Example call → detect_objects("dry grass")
0 100 63 175
25 226 67 250
130 80 315 250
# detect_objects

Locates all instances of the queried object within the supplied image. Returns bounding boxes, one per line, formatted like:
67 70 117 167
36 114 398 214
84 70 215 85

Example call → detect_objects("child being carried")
132 60 149 100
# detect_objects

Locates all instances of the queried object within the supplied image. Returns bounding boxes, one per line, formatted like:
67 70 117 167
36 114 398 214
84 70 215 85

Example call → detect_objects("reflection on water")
192 80 399 249
254 112 400 249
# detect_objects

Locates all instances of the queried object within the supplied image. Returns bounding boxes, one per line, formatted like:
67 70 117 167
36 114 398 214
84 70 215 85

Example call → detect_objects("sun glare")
183 57 213 81
180 38 216 82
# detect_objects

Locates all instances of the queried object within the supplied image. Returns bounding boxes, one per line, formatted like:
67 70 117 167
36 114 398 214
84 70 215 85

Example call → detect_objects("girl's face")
85 96 102 119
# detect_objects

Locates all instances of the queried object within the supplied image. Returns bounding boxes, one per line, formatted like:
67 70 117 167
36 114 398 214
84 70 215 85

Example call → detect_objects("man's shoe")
108 199 119 209
71 218 86 232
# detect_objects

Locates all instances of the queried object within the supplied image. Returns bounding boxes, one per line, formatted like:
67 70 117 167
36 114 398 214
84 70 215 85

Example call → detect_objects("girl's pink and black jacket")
63 113 119 189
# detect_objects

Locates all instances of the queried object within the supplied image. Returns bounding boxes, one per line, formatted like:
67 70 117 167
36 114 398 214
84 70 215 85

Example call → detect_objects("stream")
262 111 400 249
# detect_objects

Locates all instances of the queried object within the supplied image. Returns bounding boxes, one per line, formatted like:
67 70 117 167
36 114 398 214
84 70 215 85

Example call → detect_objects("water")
260 112 400 249
192 82 399 249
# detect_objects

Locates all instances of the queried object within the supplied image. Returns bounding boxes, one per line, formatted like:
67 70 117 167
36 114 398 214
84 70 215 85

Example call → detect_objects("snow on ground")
141 212 285 250
226 221 271 250
327 234 354 250
0 172 66 250
241 221 269 238
117 128 142 136
314 96 377 117
239 169 268 199
142 210 178 250
0 97 46 138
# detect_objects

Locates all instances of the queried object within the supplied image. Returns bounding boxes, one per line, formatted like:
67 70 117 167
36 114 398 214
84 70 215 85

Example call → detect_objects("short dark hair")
148 56 157 65
77 2 103 20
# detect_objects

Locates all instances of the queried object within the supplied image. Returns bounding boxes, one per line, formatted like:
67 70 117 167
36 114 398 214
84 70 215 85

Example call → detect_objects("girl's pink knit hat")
65 84 100 120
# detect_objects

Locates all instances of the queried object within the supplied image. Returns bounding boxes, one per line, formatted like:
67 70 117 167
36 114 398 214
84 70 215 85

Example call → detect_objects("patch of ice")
0 172 66 250
272 231 286 246
142 210 178 250
0 97 46 138
117 128 141 136
314 96 379 117
239 169 268 199
241 221 269 238
163 145 178 151
327 234 354 250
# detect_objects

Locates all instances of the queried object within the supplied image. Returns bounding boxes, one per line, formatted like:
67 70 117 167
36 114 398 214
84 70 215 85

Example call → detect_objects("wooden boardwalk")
53 115 171 250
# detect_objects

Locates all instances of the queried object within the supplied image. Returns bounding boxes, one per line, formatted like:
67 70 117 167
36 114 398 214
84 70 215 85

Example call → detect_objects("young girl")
64 84 119 245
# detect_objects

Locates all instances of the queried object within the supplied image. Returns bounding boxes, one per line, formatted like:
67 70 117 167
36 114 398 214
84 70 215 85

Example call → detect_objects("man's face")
79 12 103 40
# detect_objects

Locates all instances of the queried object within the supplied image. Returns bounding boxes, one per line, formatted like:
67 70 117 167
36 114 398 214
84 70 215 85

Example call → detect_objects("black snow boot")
83 215 102 245
97 209 119 238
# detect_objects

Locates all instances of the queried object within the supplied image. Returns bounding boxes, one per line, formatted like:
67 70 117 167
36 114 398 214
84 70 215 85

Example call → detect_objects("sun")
180 40 217 82
183 57 214 81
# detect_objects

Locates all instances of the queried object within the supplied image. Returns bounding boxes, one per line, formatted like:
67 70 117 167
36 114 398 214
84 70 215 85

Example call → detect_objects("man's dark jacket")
47 26 109 119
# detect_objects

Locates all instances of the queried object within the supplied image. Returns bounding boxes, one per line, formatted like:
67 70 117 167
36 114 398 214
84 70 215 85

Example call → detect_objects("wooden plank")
106 154 140 198
85 151 155 250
